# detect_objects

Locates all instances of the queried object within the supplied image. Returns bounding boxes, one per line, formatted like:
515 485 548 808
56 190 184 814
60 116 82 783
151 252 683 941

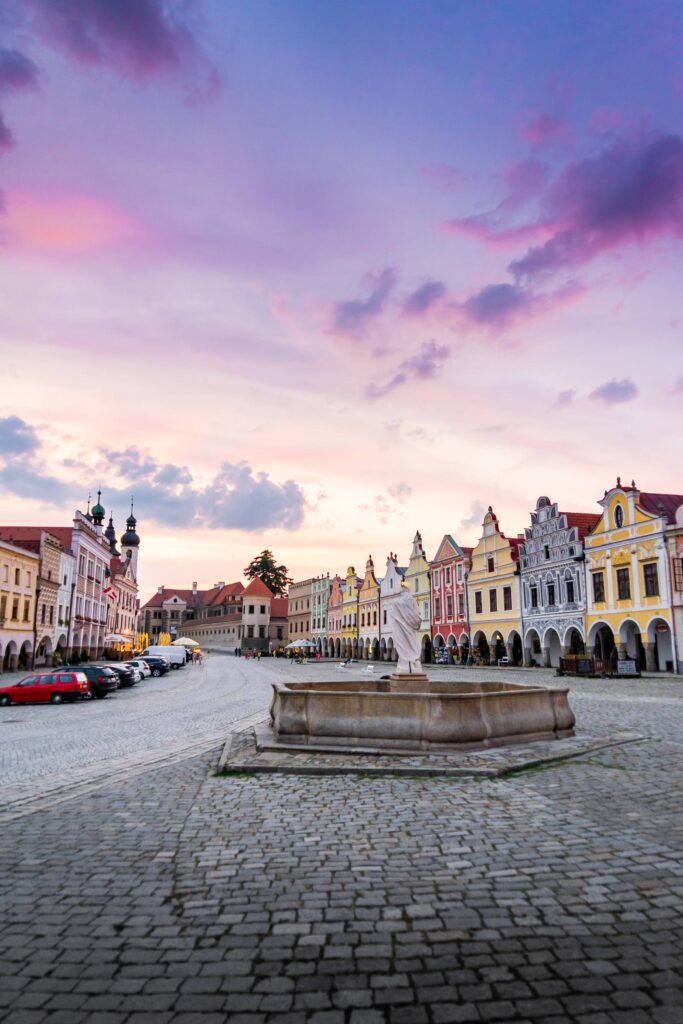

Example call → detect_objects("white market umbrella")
172 637 200 646
104 633 125 643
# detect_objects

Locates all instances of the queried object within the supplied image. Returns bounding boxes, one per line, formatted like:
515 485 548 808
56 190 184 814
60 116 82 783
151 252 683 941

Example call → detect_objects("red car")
0 670 90 706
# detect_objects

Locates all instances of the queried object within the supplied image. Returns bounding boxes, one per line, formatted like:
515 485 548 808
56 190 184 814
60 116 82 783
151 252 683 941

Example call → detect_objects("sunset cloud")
402 280 446 316
589 378 638 405
366 340 450 399
332 267 398 334
24 0 214 84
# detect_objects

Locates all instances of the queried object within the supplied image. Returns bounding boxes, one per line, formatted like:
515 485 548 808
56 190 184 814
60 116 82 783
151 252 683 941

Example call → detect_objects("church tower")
120 499 140 579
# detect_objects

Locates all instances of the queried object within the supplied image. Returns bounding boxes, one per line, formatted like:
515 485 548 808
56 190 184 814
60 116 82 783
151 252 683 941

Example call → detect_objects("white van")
141 645 187 669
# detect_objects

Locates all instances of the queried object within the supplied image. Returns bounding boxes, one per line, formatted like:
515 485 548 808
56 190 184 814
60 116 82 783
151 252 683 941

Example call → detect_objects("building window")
383 609 387 625
433 569 440 587
487 557 494 573
503 587 512 611
446 594 453 617
530 586 538 609
41 604 46 624
434 597 441 619
23 600 30 621
643 563 659 597
414 578 418 593
616 567 631 601
544 545 550 560
457 593 464 617
592 572 605 603
12 598 19 620
614 504 624 528
489 589 497 612
248 604 254 614
457 564 462 581
260 605 266 614
258 626 265 638
566 579 575 603
547 583 555 607
247 626 254 638
445 567 451 585
14 568 20 585
475 591 482 614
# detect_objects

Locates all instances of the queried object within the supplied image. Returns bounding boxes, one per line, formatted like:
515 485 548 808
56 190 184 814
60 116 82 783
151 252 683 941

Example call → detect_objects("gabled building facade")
379 553 405 663
430 534 472 662
467 507 523 665
403 531 432 662
311 574 330 654
287 577 315 643
358 556 380 660
340 566 362 658
326 574 343 658
518 496 600 667
584 480 681 672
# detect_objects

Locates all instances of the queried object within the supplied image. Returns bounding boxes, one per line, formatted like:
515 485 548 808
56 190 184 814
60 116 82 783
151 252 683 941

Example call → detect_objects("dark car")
140 657 170 678
65 665 119 699
106 664 138 688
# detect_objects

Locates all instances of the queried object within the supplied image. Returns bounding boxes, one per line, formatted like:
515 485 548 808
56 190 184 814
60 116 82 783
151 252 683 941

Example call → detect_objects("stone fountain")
268 587 575 752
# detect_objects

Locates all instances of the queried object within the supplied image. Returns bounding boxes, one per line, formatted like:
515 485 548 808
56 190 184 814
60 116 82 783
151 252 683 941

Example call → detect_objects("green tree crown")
243 549 293 597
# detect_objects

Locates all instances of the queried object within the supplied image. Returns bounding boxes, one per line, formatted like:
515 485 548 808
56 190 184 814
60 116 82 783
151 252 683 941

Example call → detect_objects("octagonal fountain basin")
269 678 575 751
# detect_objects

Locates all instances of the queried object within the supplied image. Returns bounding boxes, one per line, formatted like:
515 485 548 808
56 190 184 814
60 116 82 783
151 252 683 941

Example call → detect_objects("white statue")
389 587 423 674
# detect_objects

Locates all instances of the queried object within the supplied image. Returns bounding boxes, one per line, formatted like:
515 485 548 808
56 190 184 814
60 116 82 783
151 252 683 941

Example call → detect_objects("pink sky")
1 1 682 598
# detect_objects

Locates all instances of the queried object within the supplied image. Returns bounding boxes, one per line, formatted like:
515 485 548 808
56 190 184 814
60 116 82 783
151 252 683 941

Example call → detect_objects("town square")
2 0 683 1021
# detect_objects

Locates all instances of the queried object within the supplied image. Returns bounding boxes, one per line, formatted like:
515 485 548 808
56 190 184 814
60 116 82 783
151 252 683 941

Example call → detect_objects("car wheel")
0 694 11 706
152 668 161 677
51 692 64 704
95 692 107 699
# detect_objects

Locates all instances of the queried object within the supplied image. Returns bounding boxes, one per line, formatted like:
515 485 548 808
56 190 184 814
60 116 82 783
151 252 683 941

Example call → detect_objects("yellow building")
585 480 678 672
0 539 40 673
466 507 524 665
358 556 380 659
403 530 432 662
340 565 362 658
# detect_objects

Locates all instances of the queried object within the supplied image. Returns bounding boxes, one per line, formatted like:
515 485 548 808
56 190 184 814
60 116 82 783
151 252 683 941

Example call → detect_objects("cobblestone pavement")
1 657 683 1023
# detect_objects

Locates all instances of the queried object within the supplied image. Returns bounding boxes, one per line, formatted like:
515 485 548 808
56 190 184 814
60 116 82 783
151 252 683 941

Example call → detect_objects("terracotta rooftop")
562 512 602 539
639 492 683 524
242 576 274 598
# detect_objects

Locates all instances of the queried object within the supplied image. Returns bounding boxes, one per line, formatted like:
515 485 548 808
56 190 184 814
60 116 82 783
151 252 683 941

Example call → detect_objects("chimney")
157 585 164 594
192 581 198 595
214 581 225 589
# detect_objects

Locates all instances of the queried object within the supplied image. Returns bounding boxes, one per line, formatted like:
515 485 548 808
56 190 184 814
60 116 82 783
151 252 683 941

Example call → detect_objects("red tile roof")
242 576 274 598
0 526 68 552
639 492 683 524
562 512 601 539
209 582 245 605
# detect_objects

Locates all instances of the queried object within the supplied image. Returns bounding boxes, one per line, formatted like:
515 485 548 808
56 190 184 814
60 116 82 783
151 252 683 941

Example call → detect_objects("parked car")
141 645 186 669
127 659 151 678
106 664 138 688
0 670 90 706
140 656 170 678
66 664 119 699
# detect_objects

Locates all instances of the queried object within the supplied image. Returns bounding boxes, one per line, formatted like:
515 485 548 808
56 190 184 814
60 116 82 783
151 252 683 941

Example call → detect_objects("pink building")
430 535 472 662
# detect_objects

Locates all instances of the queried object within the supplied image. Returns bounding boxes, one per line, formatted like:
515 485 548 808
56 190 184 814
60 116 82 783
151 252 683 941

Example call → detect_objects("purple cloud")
589 378 638 405
333 267 397 334
461 282 535 325
556 388 576 407
0 47 39 155
445 159 549 243
0 48 39 92
402 280 446 316
511 134 683 280
366 340 450 399
0 415 40 456
24 0 216 85
388 481 412 503
461 500 487 530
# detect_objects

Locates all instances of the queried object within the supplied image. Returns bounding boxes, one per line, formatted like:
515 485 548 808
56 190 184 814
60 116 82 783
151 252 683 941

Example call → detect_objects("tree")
244 550 293 596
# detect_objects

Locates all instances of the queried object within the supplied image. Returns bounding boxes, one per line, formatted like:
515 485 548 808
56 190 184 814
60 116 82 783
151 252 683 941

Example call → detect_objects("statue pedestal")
389 672 430 693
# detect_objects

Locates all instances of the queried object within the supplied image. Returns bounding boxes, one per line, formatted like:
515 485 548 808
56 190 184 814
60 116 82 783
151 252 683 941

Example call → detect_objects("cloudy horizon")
1 0 682 596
